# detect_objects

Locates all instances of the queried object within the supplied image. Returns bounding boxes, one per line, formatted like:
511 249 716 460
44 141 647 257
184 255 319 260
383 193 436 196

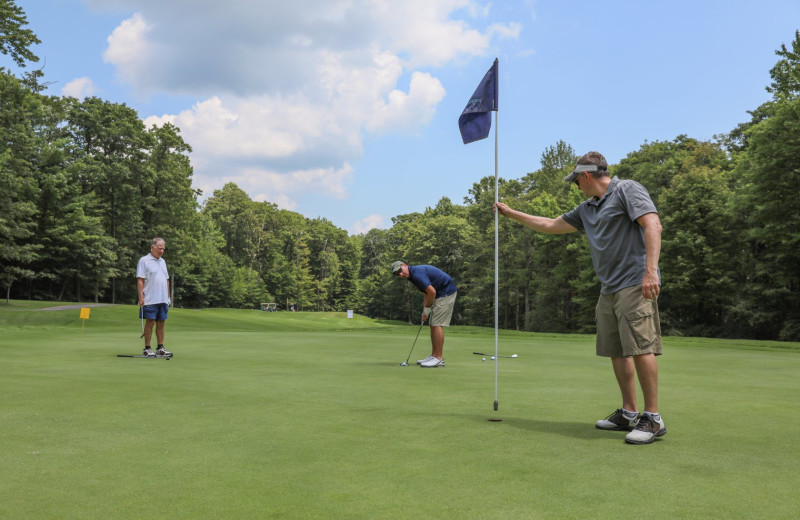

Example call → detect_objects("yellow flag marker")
80 307 90 336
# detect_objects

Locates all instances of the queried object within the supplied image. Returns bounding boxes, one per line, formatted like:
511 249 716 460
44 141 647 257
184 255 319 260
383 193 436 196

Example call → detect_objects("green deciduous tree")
65 97 150 302
0 70 40 300
659 166 738 336
727 30 800 341
0 0 39 67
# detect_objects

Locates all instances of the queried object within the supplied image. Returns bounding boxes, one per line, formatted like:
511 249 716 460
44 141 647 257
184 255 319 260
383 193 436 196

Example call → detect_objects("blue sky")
9 1 800 234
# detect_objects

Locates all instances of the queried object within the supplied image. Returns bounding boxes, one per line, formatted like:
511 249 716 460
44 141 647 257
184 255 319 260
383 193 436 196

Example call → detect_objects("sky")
8 1 800 234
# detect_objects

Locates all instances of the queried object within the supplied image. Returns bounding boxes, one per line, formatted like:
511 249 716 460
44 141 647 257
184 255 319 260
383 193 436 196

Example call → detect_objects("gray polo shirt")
561 177 659 295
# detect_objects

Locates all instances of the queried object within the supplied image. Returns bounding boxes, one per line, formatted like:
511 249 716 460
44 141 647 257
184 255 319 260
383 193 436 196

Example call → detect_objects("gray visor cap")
564 164 605 183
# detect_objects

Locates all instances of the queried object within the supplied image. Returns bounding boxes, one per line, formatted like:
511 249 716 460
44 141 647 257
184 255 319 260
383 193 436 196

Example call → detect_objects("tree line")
1 4 798 340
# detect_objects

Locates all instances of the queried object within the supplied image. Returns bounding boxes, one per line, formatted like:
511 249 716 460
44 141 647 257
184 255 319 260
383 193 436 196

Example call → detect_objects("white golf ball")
491 356 496 360
482 357 486 361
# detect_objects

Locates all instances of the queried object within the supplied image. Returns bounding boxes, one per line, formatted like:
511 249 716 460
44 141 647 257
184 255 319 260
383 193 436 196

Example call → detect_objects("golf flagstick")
458 59 500 414
492 69 500 413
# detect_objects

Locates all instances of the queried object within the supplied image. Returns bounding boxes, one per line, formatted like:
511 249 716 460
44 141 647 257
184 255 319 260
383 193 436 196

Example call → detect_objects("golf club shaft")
404 320 424 364
472 352 517 358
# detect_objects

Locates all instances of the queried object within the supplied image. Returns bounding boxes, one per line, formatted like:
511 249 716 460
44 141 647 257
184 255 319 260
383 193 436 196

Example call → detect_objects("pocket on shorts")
624 303 656 349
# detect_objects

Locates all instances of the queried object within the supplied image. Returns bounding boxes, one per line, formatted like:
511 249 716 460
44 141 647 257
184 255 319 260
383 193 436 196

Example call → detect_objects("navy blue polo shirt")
407 265 457 298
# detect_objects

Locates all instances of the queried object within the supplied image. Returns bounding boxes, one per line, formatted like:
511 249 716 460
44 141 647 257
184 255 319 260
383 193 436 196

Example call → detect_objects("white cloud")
61 77 97 99
366 72 446 133
489 22 523 40
103 1 519 221
102 13 157 87
373 2 495 67
246 164 355 200
351 214 387 235
193 163 355 207
269 194 298 212
145 96 308 160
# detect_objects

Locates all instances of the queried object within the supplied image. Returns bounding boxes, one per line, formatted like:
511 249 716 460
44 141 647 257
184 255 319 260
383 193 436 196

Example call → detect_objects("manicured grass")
1 302 798 519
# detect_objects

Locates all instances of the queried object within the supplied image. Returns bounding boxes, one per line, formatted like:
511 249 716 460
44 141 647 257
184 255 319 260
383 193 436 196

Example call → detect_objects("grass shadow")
477 415 617 441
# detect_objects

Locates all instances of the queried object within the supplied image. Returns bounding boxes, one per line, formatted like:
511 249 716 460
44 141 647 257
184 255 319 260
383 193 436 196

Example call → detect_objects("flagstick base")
488 400 502 421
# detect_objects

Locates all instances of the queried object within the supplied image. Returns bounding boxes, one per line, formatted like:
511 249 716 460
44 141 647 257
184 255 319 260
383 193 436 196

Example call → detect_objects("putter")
399 320 424 366
472 352 518 358
117 354 170 361
139 307 145 338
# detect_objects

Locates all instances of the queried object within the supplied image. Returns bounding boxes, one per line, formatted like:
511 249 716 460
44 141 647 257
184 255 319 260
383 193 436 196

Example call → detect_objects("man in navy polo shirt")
392 261 457 368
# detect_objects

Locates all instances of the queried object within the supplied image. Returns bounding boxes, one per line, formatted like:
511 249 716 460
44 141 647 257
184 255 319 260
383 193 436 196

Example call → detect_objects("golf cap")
564 164 608 183
391 261 404 274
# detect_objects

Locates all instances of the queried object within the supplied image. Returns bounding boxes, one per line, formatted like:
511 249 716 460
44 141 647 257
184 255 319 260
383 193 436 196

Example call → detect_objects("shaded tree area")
1 2 798 339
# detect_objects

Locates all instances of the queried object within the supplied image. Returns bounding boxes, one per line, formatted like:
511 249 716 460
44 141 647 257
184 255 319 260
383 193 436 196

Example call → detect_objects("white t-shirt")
136 253 170 305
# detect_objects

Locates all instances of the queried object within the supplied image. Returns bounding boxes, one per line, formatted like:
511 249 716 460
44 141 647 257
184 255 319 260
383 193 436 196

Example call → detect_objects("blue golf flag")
459 58 498 144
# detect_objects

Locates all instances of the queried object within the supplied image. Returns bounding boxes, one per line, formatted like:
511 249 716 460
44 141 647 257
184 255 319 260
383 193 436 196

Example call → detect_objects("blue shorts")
140 303 169 321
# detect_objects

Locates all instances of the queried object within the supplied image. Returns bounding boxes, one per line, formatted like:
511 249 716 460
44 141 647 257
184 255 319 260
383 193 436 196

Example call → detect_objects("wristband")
422 307 432 317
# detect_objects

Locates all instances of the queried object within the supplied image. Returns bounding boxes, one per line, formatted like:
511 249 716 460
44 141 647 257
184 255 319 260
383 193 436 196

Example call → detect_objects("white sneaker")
625 413 666 444
143 348 156 358
596 408 640 431
416 355 435 365
420 357 445 368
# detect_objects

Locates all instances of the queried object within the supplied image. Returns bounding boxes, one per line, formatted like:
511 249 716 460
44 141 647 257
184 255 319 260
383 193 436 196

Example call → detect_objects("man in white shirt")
136 237 173 358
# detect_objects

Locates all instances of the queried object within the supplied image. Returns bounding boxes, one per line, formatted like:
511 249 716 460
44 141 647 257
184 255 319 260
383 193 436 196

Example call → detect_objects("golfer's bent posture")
495 151 666 444
392 261 457 368
137 237 172 358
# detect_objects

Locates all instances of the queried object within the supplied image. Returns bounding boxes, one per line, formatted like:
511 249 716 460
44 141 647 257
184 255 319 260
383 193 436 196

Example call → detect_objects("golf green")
1 303 798 519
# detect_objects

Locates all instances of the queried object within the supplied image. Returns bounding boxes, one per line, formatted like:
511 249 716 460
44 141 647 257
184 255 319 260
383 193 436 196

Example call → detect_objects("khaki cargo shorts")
430 291 457 327
595 285 662 357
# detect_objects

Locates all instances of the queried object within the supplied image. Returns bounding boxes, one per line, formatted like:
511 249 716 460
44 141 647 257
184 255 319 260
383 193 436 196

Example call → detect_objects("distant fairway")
1 302 798 519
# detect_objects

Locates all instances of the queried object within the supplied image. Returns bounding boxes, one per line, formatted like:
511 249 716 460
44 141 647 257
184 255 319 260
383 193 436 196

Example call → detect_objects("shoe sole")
596 424 636 431
420 363 445 368
595 419 638 431
625 427 667 445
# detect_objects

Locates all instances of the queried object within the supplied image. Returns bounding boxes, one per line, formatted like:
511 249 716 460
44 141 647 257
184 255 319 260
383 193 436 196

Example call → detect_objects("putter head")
400 362 409 366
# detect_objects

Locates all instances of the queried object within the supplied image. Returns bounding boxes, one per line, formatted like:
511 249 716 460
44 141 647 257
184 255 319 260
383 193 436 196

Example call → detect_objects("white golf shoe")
596 409 640 431
416 355 435 365
625 413 667 444
420 357 445 368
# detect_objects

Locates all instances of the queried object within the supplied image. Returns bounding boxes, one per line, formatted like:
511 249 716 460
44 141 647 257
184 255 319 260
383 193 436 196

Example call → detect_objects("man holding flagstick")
494 151 667 444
